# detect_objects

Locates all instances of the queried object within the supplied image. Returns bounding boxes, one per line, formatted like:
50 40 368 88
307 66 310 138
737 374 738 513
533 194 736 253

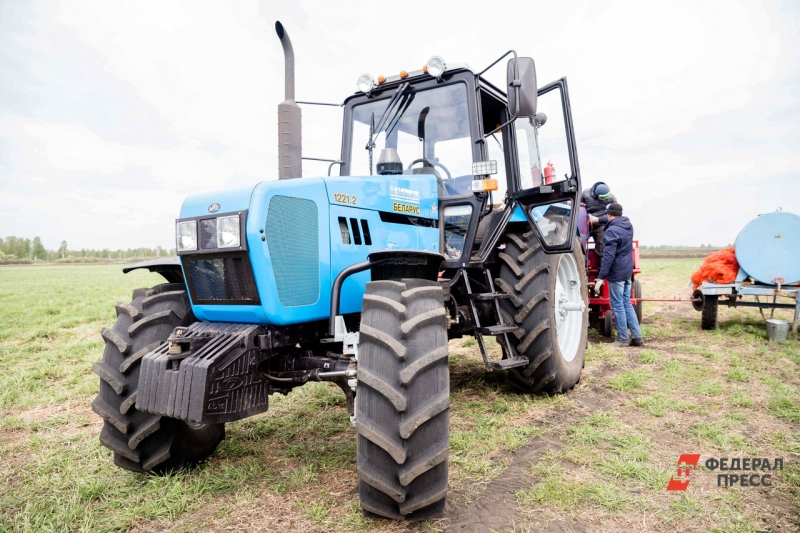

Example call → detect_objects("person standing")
594 203 644 347
580 182 616 268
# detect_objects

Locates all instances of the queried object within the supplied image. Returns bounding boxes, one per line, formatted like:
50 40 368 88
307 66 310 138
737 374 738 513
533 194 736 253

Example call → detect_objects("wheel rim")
554 253 583 362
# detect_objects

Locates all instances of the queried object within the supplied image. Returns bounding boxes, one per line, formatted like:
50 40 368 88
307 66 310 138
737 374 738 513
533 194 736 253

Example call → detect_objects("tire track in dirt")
440 387 620 532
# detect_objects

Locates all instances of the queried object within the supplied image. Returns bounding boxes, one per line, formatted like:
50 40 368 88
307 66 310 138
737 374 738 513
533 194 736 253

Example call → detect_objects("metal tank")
735 211 800 285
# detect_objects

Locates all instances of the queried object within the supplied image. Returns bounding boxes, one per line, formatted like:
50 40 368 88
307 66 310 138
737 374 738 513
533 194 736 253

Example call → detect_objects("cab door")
510 78 582 253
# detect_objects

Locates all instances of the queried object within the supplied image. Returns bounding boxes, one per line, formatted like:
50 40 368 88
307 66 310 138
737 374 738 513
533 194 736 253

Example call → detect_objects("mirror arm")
477 49 519 77
480 50 521 139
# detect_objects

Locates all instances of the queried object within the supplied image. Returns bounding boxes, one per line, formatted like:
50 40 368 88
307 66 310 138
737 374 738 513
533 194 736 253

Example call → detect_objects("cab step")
475 325 520 335
466 292 510 301
488 356 529 370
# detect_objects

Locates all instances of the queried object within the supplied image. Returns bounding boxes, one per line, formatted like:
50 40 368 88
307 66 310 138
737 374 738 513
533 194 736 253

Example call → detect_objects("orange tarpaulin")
691 247 739 290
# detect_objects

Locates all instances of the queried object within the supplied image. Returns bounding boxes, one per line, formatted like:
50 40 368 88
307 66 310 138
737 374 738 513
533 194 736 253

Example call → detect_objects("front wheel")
92 283 224 473
496 231 589 394
356 279 450 520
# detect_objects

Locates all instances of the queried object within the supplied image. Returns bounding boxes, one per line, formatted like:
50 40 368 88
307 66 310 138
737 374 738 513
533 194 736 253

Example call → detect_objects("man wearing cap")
594 203 644 347
580 182 616 267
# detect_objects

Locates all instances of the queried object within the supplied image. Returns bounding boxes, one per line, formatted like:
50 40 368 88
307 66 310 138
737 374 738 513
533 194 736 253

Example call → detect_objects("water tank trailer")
693 211 800 335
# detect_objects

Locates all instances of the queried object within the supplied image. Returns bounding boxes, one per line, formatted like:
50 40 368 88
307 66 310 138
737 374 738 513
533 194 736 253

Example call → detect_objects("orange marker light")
399 70 408 79
422 65 428 73
377 75 385 84
482 179 499 192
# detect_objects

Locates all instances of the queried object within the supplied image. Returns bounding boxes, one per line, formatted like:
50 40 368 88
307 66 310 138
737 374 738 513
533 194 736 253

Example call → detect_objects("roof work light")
426 56 446 78
357 73 376 94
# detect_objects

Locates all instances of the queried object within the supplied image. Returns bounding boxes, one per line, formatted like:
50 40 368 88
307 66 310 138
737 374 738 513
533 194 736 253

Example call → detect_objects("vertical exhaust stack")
275 21 301 179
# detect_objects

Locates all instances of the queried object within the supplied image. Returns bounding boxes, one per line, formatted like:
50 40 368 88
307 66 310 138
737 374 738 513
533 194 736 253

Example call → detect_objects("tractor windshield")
350 83 474 194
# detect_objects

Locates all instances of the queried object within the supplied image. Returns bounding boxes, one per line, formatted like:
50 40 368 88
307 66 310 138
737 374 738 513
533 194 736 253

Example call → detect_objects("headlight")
176 220 197 252
357 73 375 94
426 56 446 78
216 215 240 248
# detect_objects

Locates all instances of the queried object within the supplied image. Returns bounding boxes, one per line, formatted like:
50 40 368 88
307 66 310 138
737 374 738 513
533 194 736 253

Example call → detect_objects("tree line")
0 236 176 264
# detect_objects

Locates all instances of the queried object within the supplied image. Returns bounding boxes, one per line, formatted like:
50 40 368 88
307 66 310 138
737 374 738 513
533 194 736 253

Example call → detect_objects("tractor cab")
339 56 582 263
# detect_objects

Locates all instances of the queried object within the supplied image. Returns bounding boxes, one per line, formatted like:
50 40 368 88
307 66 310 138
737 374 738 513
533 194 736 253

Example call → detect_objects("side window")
514 85 572 189
442 204 472 259
479 89 510 204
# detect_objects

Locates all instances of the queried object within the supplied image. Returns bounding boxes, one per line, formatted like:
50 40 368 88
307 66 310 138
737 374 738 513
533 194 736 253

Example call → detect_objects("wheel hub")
554 253 585 362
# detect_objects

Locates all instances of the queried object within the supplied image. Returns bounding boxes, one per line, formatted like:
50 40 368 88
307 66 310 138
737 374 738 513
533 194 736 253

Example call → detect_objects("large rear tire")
496 231 589 394
356 279 450 520
92 283 225 473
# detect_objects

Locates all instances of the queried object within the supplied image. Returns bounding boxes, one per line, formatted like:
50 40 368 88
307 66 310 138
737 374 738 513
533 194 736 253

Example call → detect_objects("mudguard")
122 258 184 284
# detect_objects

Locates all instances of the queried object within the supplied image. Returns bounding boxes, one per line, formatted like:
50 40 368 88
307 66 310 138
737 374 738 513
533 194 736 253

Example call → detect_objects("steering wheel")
407 158 453 181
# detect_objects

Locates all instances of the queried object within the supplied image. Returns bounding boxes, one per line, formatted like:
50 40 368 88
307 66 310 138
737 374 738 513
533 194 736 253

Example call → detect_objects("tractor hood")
179 184 258 219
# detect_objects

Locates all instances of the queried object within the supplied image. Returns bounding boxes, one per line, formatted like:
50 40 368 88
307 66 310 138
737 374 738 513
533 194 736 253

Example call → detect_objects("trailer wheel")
603 310 614 338
356 279 449 520
92 283 224 473
496 232 588 394
632 279 643 325
701 294 718 330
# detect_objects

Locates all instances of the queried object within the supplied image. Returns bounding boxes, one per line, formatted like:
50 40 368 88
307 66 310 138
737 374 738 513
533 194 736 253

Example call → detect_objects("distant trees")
0 236 176 264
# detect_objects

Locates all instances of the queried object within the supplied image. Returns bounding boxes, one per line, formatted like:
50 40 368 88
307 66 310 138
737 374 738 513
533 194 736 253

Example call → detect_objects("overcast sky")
1 0 798 251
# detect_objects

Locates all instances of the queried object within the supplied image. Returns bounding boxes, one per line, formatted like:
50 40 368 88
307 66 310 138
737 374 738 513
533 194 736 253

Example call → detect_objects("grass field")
0 261 798 532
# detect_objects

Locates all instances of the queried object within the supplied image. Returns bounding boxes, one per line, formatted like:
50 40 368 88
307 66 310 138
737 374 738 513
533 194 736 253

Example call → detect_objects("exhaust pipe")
275 21 301 179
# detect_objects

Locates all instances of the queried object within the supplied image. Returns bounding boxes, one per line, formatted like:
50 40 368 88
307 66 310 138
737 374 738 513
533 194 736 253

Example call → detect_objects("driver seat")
409 164 446 197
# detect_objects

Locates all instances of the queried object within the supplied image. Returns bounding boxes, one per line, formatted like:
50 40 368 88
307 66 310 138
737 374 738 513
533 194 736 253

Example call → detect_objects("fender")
328 250 445 336
122 258 185 284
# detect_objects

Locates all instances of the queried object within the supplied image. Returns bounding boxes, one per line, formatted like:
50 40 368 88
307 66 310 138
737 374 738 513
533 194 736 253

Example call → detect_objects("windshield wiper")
366 82 410 173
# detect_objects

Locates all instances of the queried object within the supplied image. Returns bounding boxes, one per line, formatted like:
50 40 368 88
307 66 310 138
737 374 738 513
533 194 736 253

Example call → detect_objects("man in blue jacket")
594 203 644 347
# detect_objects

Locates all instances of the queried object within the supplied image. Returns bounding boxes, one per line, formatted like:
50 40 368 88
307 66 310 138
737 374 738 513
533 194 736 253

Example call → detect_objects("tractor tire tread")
92 361 126 395
91 396 128 434
141 291 187 308
357 367 407 412
115 302 141 322
100 327 130 355
497 231 587 395
357 279 449 520
127 309 179 336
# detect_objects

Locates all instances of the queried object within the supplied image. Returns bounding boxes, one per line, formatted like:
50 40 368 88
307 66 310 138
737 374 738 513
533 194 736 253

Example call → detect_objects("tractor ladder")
461 267 529 371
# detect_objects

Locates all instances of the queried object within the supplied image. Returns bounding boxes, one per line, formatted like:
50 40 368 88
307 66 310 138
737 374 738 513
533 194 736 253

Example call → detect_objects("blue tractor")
92 22 588 520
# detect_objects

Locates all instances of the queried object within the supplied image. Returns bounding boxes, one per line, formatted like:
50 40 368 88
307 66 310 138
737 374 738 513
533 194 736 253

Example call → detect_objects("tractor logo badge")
208 203 221 213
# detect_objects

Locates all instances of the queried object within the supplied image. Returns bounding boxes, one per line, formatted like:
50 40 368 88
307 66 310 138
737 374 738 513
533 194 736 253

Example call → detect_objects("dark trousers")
590 224 605 270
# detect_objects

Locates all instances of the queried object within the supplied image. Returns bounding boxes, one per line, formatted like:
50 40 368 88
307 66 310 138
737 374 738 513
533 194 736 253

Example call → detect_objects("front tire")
356 279 450 520
496 231 589 394
92 283 224 473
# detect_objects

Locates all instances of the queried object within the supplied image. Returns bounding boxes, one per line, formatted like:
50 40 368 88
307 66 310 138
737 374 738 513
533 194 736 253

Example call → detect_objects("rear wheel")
92 283 225 473
496 231 588 394
701 294 718 330
356 279 450 520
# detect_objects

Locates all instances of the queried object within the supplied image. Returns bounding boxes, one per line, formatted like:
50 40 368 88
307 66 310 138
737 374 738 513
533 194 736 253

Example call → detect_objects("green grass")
2 260 798 532
608 367 652 392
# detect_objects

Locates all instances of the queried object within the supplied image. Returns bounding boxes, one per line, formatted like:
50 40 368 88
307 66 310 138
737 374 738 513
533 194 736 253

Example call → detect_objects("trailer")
693 279 800 335
692 210 800 338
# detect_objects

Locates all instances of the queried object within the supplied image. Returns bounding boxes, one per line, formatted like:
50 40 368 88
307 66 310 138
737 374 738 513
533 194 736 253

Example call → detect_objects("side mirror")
507 57 537 118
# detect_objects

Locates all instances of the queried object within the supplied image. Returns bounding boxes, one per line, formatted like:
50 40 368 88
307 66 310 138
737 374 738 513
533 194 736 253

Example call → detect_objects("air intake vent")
266 196 319 306
184 253 259 304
